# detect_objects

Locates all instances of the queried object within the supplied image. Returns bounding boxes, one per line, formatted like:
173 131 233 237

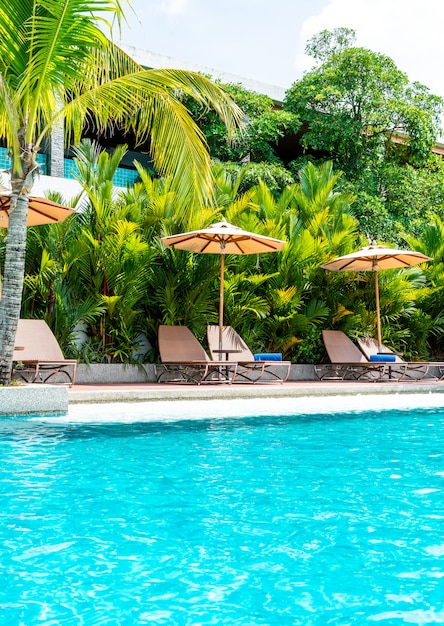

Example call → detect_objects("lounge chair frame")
316 330 444 382
357 337 442 382
315 330 389 382
155 325 236 384
156 362 236 385
13 319 77 386
314 363 389 381
207 325 291 384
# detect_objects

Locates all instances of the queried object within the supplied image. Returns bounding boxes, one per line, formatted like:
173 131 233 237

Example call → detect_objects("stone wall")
75 363 317 384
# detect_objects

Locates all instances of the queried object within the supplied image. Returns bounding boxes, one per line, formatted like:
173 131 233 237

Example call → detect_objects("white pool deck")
5 380 444 419
60 379 444 423
68 380 444 404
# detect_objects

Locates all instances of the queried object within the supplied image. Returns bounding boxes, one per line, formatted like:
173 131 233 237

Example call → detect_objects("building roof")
120 44 286 105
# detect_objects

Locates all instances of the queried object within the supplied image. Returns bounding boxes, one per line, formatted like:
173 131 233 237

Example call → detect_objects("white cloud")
295 0 444 99
158 0 190 16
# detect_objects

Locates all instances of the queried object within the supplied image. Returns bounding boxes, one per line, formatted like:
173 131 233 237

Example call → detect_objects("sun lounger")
206 325 291 383
357 336 442 381
315 330 388 381
155 325 236 384
12 319 77 385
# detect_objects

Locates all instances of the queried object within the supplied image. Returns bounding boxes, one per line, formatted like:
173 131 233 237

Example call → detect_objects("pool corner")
0 384 68 416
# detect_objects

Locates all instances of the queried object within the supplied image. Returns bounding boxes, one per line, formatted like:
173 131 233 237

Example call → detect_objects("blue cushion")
369 354 396 363
254 353 282 362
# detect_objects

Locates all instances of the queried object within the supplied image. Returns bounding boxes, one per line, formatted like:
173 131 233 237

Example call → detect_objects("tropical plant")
17 145 442 365
0 0 244 384
402 216 444 357
221 161 295 197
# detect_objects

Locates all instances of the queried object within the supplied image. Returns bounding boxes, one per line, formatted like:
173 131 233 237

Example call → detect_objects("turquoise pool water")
2 401 444 624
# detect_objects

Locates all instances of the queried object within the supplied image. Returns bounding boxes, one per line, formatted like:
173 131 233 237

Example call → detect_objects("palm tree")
0 0 243 384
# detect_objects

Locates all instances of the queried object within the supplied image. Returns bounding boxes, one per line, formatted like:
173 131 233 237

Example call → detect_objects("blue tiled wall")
63 159 80 180
0 147 140 188
0 147 47 174
0 147 9 170
112 167 140 187
64 158 139 188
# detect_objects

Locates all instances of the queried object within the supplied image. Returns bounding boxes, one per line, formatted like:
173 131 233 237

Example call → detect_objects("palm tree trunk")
0 191 29 384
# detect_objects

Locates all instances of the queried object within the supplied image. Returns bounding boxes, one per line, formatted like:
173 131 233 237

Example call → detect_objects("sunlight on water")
1 394 444 624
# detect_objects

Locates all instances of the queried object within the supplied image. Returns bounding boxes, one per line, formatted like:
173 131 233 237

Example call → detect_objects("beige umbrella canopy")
161 218 286 353
322 244 432 351
0 191 74 299
0 191 74 227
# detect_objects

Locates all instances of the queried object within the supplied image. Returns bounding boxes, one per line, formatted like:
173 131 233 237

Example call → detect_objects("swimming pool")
2 395 444 624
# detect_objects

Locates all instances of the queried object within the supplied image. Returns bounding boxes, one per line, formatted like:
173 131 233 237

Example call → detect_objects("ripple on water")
0 398 444 623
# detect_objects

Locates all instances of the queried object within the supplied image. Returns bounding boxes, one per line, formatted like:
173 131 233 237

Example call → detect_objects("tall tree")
183 81 300 165
285 28 443 177
0 0 243 384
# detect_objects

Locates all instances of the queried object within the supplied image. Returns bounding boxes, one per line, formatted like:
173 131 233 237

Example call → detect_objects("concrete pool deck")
4 379 444 417
68 379 444 404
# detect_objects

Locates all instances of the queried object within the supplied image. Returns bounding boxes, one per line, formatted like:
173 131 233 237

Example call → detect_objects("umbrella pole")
374 270 382 351
218 252 225 360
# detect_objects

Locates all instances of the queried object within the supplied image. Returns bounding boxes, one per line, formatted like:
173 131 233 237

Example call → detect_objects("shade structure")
161 218 286 355
0 191 74 227
322 244 432 350
0 191 74 300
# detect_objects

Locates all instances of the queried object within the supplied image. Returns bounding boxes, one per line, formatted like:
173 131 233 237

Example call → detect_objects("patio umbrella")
0 191 74 227
161 218 286 354
321 244 432 351
0 191 74 299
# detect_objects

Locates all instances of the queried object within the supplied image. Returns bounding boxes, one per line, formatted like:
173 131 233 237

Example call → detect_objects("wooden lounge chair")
357 336 441 381
206 325 291 384
12 319 77 385
155 325 236 384
315 330 388 381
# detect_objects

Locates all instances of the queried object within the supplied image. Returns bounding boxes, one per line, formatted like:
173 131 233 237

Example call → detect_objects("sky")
114 0 444 103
